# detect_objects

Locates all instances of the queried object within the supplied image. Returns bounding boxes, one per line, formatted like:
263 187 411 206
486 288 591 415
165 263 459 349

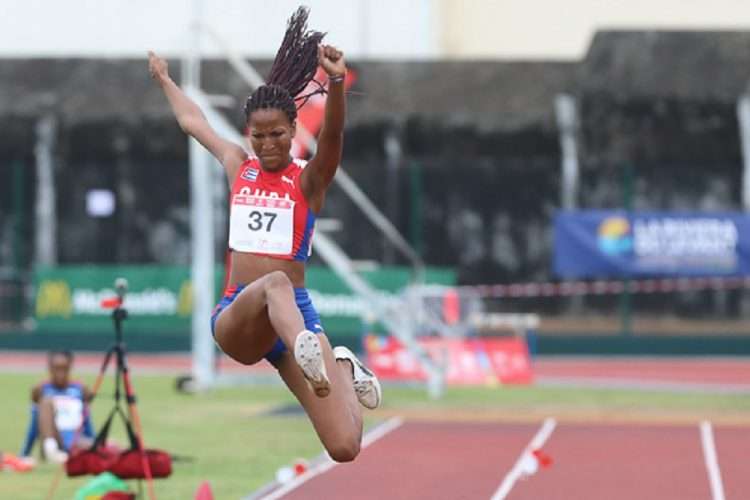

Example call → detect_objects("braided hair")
244 6 326 125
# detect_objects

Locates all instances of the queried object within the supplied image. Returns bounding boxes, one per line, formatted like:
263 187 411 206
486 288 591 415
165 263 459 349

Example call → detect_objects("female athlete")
149 7 380 462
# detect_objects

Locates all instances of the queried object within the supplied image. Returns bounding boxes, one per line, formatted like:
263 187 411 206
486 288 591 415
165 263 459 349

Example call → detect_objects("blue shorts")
210 285 324 366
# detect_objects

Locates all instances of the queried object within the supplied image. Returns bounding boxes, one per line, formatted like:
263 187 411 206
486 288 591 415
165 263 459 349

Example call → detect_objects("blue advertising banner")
554 211 750 278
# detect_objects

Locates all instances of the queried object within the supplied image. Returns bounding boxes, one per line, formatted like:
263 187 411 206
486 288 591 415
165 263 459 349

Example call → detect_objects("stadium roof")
0 59 576 132
580 31 750 100
1 31 749 133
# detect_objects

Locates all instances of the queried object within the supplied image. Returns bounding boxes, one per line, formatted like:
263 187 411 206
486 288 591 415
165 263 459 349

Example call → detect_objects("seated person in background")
20 350 94 463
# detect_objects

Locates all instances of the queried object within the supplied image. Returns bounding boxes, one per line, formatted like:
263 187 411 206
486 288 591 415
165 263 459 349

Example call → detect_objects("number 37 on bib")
229 194 295 255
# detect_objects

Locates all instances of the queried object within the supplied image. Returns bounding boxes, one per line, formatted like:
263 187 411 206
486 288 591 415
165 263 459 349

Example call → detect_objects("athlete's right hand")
148 51 169 83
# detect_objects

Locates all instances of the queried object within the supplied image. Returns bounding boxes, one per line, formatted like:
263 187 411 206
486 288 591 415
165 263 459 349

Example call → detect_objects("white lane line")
700 420 726 500
261 416 404 500
361 416 404 447
490 417 557 500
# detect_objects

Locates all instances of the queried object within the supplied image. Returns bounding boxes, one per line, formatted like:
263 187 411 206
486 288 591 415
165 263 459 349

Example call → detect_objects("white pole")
555 94 579 210
186 0 215 388
555 94 584 313
34 115 57 267
189 138 216 388
737 95 750 211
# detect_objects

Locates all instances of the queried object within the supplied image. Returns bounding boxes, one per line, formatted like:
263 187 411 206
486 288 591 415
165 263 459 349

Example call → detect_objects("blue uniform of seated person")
20 350 94 463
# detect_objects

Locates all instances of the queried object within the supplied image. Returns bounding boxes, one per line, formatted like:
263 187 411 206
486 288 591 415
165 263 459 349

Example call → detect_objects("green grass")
382 383 750 422
1 373 323 500
1 373 748 499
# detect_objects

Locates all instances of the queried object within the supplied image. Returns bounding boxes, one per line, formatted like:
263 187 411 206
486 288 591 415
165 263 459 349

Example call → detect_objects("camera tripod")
46 279 157 500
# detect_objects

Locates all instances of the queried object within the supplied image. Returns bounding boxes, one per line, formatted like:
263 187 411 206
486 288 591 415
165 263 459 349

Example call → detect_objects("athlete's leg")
38 398 62 445
214 271 308 366
38 398 67 463
277 334 363 462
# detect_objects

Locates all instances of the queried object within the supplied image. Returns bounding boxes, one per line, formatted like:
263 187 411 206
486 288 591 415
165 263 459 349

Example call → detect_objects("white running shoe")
294 330 330 398
333 346 382 410
43 438 68 464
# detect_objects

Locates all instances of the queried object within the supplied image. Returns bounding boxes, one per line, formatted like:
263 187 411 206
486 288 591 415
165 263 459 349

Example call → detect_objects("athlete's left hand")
318 44 346 78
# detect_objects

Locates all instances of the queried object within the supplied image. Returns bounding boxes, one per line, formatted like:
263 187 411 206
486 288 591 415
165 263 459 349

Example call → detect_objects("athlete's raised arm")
300 44 346 210
148 51 247 178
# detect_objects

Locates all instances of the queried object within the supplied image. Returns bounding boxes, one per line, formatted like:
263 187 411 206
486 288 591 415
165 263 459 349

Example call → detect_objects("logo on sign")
633 218 737 258
36 280 73 318
598 217 633 256
241 168 259 182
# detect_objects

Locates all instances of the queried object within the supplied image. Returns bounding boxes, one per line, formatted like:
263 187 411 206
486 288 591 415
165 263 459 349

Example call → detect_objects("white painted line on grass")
261 416 404 500
490 417 557 500
700 420 726 500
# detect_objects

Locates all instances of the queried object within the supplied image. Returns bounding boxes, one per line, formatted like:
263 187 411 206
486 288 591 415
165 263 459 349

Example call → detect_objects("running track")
252 418 749 500
2 352 749 391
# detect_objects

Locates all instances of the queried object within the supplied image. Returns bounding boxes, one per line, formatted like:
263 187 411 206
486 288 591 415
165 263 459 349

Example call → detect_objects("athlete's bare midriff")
227 251 306 289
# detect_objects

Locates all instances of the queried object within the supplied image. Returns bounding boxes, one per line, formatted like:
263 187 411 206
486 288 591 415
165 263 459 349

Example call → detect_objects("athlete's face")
248 108 296 171
48 353 72 388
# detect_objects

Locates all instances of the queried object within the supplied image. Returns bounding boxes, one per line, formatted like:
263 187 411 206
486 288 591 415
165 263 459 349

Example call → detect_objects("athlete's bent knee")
262 270 293 293
326 437 360 463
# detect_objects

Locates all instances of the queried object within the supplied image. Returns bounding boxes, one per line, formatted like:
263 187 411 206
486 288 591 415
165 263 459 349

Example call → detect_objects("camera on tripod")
63 278 172 496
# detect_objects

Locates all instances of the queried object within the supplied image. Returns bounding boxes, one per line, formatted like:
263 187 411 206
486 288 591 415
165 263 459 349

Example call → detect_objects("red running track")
713 426 750 500
282 421 537 500
534 358 750 387
2 352 749 389
270 420 749 500
509 424 712 500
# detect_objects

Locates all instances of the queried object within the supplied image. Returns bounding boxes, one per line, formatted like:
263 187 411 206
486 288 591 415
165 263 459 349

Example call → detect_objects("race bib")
229 194 295 255
53 395 84 431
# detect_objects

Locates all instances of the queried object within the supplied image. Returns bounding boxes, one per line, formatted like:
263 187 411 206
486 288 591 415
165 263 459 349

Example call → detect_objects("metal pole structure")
737 94 750 211
555 94 579 210
409 161 424 257
312 233 444 398
186 0 216 389
34 115 57 267
383 126 402 264
555 94 584 315
182 0 202 93
735 94 750 316
189 139 216 388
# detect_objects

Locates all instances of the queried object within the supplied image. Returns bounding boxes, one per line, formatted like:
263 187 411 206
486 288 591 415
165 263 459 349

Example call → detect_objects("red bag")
65 447 119 477
110 448 172 479
66 406 172 479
